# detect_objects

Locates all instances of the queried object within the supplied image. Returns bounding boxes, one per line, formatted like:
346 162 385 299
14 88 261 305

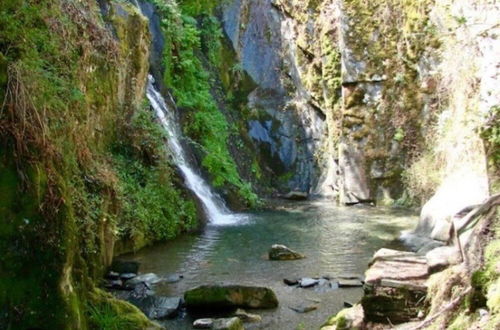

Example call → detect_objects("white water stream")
146 75 245 225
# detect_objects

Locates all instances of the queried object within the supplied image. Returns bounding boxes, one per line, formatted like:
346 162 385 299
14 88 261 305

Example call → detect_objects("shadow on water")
120 200 417 329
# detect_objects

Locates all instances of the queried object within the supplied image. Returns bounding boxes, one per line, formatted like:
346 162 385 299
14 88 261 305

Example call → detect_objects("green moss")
87 289 161 330
0 0 197 327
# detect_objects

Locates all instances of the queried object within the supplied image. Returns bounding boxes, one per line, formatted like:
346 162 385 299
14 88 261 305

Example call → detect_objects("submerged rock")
289 303 318 313
234 308 262 323
193 318 213 329
283 278 299 286
299 278 319 288
126 273 162 288
212 317 244 330
268 244 305 260
184 285 278 309
337 278 363 288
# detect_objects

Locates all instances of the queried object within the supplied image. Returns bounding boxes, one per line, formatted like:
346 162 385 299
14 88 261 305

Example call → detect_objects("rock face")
184 285 279 310
268 244 305 260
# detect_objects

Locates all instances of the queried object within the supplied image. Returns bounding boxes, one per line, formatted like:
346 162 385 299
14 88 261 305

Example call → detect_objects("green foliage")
112 105 198 248
87 303 135 330
480 105 500 170
151 0 258 206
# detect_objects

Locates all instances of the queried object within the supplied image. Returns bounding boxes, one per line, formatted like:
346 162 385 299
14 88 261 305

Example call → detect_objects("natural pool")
120 200 417 329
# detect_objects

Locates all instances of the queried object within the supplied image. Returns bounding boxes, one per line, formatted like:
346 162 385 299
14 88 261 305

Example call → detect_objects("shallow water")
121 200 417 329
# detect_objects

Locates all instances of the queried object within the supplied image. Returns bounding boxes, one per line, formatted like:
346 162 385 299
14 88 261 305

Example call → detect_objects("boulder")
127 295 181 320
184 285 278 310
234 308 262 322
193 318 213 329
212 317 244 330
268 244 305 260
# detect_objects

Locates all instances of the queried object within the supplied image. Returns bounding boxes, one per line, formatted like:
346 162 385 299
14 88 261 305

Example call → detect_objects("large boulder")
184 285 278 310
268 244 305 260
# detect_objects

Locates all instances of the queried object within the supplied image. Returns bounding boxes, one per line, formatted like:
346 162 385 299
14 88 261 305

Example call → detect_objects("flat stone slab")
338 278 363 287
365 249 429 287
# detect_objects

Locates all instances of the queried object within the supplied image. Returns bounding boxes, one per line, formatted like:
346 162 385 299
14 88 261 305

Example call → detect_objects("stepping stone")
299 278 319 288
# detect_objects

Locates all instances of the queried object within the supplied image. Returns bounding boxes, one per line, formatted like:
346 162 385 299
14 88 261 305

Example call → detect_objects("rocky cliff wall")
222 0 497 213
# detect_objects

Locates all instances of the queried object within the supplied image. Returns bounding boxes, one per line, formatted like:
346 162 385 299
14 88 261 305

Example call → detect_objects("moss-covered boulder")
184 285 278 310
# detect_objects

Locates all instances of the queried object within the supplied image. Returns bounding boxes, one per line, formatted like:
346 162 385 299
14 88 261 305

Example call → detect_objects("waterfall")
146 76 245 225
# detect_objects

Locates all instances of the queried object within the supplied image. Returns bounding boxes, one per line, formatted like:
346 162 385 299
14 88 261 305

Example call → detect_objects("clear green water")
121 200 417 329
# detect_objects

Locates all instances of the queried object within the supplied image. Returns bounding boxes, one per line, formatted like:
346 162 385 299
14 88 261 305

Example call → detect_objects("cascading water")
146 75 245 225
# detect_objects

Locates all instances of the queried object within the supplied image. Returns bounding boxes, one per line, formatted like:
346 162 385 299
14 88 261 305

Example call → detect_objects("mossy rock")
184 285 278 310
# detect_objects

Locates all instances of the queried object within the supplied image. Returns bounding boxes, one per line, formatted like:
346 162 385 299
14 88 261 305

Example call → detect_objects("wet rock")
126 273 162 288
127 296 181 320
289 303 318 313
165 273 183 283
212 317 244 330
110 259 139 274
120 273 137 281
283 278 299 286
105 271 120 280
283 191 308 201
184 285 278 310
268 244 305 260
299 278 319 288
193 318 213 329
234 308 262 323
338 279 363 288
104 279 123 289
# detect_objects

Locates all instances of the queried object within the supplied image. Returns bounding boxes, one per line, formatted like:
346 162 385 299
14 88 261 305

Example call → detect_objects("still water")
121 200 416 329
